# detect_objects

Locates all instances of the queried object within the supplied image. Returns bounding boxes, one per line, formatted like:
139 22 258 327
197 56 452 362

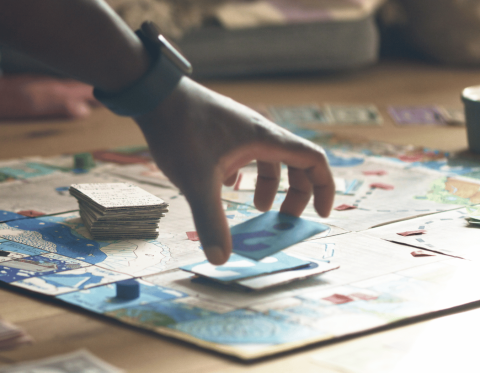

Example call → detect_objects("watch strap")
93 30 185 117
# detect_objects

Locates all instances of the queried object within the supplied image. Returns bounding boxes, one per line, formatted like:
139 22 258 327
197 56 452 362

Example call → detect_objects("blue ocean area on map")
230 211 329 260
4 216 109 264
108 299 218 328
0 211 27 223
37 271 104 289
0 240 47 256
325 150 364 167
0 254 83 283
0 162 56 179
174 310 318 345
412 159 480 178
58 282 186 313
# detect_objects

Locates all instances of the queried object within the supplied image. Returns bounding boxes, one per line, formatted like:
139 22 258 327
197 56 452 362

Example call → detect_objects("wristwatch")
93 21 192 117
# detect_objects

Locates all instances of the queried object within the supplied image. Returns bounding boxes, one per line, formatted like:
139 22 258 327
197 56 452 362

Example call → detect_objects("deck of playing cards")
69 183 169 240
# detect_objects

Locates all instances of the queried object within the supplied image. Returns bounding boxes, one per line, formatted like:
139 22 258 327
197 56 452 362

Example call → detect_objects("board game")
1 105 480 360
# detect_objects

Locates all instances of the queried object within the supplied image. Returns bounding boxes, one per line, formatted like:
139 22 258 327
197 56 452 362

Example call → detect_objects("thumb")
184 180 232 265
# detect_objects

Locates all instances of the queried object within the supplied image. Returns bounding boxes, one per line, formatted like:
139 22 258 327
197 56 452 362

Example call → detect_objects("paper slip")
181 252 309 283
230 211 330 260
268 104 332 125
0 349 124 373
388 106 445 125
0 319 32 351
236 257 339 290
70 183 168 240
325 104 383 125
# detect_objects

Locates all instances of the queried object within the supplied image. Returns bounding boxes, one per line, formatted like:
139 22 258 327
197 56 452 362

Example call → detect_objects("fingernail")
207 246 227 265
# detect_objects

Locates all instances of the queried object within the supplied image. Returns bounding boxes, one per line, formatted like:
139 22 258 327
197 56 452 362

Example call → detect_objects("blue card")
230 211 330 260
180 252 309 283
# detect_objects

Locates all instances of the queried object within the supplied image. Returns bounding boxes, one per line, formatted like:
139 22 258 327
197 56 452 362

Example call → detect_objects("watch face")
158 35 193 75
141 21 192 75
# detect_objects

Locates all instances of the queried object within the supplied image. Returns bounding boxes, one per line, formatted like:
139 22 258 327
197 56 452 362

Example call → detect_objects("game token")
74 153 96 170
116 279 140 300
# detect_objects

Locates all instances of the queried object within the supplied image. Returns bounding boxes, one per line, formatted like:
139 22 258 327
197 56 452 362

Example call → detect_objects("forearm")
0 0 150 92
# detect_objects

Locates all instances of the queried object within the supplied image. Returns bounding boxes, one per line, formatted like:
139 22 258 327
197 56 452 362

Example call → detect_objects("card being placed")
180 252 309 283
236 257 339 290
230 211 330 260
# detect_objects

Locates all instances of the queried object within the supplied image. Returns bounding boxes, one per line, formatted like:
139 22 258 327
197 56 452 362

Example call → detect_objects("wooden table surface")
1 59 480 372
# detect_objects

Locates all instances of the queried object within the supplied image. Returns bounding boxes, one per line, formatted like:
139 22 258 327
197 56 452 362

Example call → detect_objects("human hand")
135 77 335 265
0 75 98 120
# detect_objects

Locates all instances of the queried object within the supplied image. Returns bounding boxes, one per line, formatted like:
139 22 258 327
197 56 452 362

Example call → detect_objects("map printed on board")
1 124 480 359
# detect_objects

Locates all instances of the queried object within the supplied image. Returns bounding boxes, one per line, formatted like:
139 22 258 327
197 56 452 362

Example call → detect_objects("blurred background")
1 0 480 131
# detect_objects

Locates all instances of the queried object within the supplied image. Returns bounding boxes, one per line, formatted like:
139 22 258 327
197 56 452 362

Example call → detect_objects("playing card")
230 211 330 260
180 252 309 283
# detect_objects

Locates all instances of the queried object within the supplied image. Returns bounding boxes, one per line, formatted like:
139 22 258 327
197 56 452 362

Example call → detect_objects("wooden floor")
1 58 480 372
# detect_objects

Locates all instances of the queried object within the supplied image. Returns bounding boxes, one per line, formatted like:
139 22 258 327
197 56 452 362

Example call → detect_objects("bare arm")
0 0 149 92
0 0 335 264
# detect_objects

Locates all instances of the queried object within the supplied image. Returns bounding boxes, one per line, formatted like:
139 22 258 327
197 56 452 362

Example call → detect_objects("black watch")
93 21 192 117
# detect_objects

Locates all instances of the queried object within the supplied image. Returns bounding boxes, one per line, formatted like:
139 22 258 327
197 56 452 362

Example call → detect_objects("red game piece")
370 182 394 190
397 230 426 236
16 210 45 217
322 294 354 305
334 204 357 211
362 170 387 176
186 231 200 241
411 250 435 257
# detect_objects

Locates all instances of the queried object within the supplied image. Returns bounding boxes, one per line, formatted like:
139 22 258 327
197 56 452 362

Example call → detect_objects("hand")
135 77 335 264
0 75 98 120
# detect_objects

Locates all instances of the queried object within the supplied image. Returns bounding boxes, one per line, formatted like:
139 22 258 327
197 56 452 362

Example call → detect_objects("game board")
1 119 480 359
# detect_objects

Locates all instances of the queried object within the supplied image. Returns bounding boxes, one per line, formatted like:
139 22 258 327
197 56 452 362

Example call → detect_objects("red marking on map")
323 294 354 304
398 154 424 162
411 250 435 257
233 173 243 191
16 210 45 217
350 293 378 301
334 204 357 211
397 230 426 236
186 231 200 241
362 170 387 176
370 182 394 190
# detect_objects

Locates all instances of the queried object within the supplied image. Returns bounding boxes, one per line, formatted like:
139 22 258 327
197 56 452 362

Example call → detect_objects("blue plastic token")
115 279 140 300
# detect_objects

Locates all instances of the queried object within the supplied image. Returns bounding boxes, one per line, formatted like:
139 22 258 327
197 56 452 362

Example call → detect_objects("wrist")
93 21 192 117
99 38 151 93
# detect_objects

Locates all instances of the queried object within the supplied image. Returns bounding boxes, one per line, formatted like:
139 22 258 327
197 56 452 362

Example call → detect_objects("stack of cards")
181 211 338 290
466 206 480 226
69 183 169 240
